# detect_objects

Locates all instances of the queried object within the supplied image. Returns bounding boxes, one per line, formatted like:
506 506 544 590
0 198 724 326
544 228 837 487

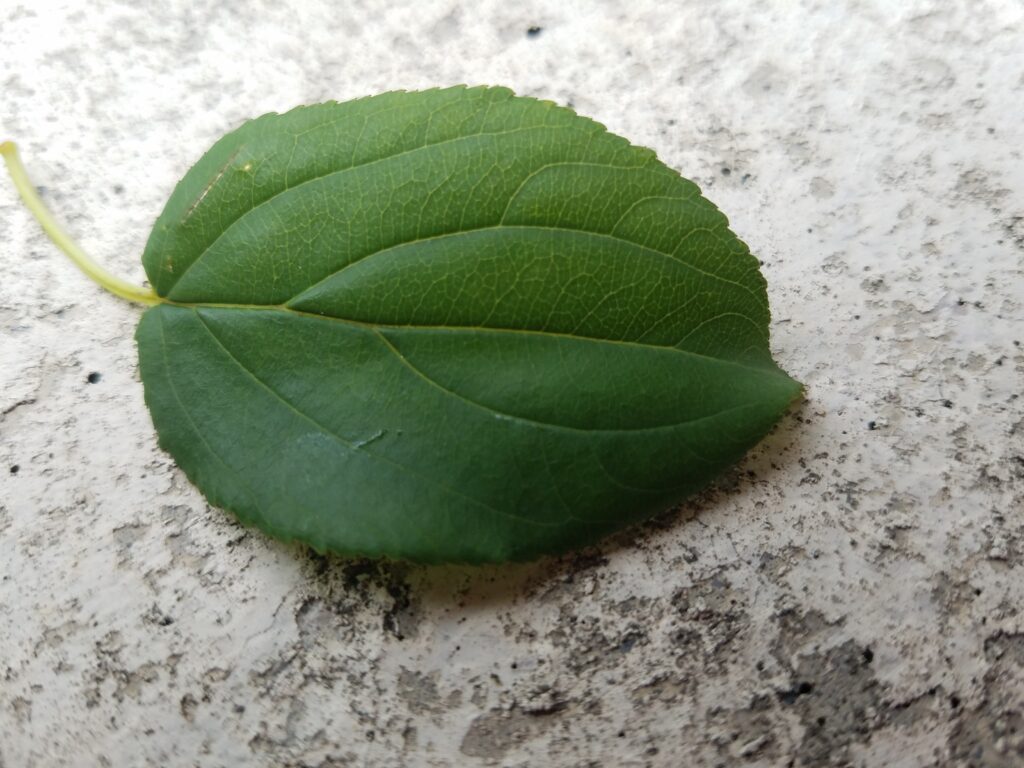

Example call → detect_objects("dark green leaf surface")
136 86 801 563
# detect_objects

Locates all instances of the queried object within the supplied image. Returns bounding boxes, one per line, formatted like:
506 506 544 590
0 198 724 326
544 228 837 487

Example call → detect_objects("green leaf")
132 86 800 563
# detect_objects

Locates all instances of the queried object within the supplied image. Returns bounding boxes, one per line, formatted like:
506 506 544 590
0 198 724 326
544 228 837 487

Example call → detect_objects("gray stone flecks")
1 1 1022 766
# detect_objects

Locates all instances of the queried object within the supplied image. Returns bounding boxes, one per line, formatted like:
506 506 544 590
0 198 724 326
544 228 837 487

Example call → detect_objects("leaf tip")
787 375 808 406
0 141 16 159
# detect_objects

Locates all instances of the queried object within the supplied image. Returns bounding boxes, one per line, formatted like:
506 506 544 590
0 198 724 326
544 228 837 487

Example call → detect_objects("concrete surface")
1 1 1022 766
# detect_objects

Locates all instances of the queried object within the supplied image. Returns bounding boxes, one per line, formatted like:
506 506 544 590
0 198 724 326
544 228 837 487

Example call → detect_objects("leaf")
131 86 801 563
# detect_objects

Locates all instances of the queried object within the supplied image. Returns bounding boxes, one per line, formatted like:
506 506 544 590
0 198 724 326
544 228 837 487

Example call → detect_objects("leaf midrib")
155 302 792 386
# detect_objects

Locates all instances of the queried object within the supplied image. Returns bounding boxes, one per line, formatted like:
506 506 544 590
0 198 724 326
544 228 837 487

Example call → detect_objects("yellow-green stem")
1 141 160 306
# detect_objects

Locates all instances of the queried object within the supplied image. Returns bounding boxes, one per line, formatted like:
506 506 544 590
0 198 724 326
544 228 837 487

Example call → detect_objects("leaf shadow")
611 396 812 547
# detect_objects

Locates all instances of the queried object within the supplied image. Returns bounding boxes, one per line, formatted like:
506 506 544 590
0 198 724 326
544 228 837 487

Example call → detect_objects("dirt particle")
461 706 562 759
810 176 835 198
777 681 814 704
397 669 442 715
180 693 198 722
786 641 884 764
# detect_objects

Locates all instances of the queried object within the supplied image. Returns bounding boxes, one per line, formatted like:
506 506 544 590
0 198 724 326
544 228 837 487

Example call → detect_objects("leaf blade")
137 86 801 562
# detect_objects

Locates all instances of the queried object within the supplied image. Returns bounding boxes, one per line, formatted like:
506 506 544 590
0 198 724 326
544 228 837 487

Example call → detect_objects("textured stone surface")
1 1 1022 766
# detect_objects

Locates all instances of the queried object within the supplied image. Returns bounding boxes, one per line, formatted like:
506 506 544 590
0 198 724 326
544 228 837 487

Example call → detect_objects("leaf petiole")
1 141 160 306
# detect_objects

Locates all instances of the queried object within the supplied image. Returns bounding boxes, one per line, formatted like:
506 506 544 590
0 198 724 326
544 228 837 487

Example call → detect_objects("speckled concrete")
1 1 1022 766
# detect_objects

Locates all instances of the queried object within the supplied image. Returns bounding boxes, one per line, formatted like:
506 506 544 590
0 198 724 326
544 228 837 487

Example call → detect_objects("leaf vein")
192 310 560 530
284 224 764 309
374 327 761 434
166 124 578 295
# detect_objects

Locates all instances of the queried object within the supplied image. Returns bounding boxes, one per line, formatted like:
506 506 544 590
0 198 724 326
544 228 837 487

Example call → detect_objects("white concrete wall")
1 1 1022 765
